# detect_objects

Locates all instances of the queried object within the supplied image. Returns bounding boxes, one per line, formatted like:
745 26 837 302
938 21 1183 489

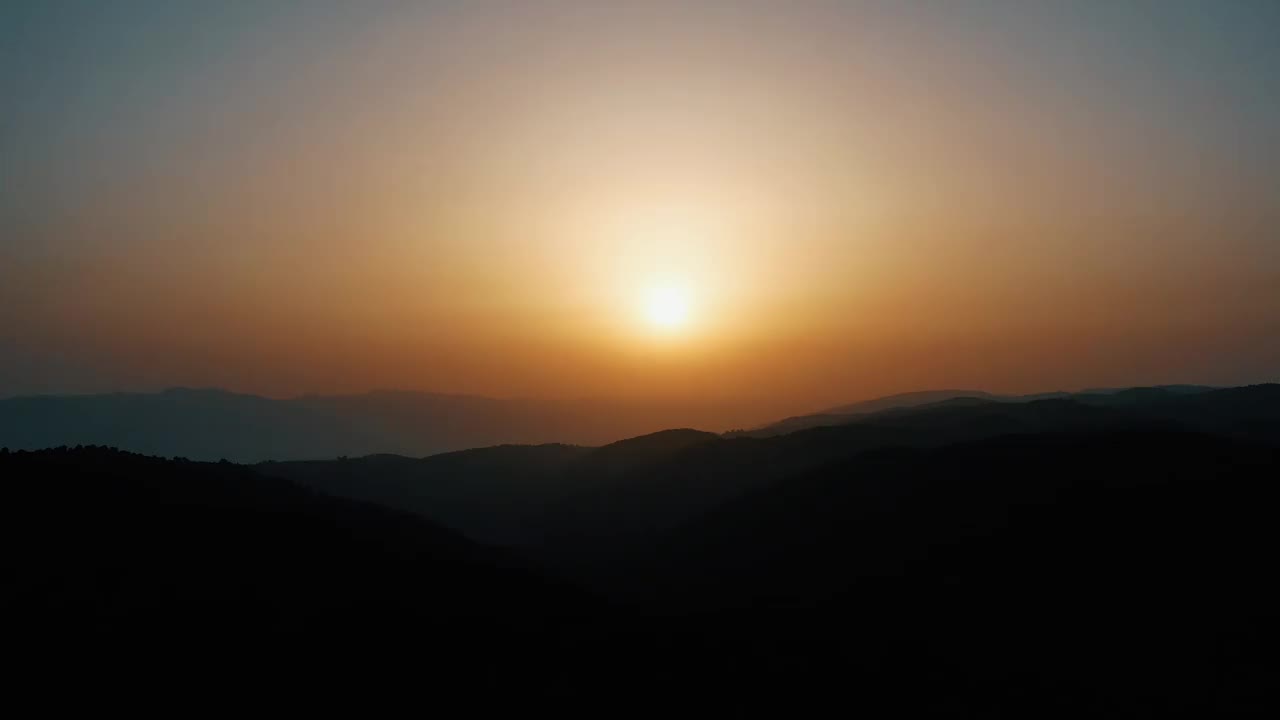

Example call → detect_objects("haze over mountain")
3 382 1244 461
2 382 1264 463
735 384 1222 437
0 386 776 462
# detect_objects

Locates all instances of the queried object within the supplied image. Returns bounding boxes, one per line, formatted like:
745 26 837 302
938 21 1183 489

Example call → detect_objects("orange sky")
3 1 1278 421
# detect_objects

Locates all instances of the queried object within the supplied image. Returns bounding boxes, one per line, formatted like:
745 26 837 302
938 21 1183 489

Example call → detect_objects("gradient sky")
3 0 1278 418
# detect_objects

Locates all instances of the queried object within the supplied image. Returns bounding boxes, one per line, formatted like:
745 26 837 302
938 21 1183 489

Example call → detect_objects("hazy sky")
3 0 1278 416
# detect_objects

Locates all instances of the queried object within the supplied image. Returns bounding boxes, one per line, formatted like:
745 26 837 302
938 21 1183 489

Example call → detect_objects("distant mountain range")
0 387 765 462
731 384 1220 437
0 383 1235 462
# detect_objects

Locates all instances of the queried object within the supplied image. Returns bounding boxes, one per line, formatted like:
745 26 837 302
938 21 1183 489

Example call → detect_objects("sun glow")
645 286 691 330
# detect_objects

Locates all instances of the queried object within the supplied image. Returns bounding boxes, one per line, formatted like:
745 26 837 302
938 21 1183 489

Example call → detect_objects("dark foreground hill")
264 385 1280 563
7 385 1280 712
0 446 611 704
620 429 1279 714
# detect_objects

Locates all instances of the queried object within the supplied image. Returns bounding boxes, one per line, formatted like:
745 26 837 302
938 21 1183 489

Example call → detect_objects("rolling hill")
7 383 1280 712
263 384 1280 574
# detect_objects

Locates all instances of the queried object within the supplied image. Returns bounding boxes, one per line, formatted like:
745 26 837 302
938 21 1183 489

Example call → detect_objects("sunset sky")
3 1 1278 419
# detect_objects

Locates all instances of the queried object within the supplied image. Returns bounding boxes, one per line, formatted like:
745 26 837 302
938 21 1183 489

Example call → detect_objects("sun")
645 286 690 330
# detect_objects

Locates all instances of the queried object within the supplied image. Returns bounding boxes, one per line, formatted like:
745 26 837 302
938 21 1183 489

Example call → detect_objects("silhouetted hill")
10 384 1280 712
271 389 1280 712
730 383 1228 437
730 389 998 436
624 430 1280 712
263 443 592 545
578 428 721 475
1079 383 1218 396
825 388 1002 414
644 430 1280 606
264 386 1280 571
261 429 721 547
0 388 760 462
0 447 592 646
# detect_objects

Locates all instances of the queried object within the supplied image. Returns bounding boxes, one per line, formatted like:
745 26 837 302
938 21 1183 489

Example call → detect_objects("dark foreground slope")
0 448 588 645
7 387 1280 713
258 388 1280 713
265 386 1280 565
654 431 1280 608
262 428 721 547
643 431 1280 711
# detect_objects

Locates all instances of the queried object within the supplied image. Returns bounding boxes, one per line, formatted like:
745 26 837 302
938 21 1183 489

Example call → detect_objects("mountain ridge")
734 383 1224 437
9 384 1280 712
0 388 761 462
